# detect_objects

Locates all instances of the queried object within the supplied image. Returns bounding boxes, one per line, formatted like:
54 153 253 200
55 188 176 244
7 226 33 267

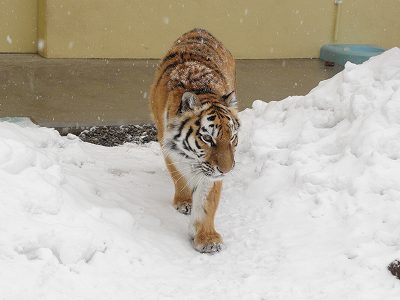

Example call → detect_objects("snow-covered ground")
1 49 400 299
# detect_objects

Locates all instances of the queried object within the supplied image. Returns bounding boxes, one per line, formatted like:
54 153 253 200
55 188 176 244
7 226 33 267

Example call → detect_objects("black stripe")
182 140 190 151
235 118 241 128
195 126 202 141
194 138 201 150
177 151 190 159
170 142 177 151
222 91 234 100
185 127 193 143
183 127 196 153
164 62 178 75
191 88 215 95
162 52 178 63
207 115 216 121
173 118 189 140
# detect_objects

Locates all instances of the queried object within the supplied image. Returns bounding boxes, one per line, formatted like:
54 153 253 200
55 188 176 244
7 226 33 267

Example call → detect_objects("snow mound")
1 48 400 299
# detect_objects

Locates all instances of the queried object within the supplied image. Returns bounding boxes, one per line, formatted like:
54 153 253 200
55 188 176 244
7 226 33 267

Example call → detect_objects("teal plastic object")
0 117 37 127
320 44 386 66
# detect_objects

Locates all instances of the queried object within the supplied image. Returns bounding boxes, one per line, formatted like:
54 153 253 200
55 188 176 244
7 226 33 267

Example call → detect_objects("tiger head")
165 91 240 180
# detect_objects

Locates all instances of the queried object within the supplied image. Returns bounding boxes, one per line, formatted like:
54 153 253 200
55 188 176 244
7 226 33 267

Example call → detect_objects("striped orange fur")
149 28 239 253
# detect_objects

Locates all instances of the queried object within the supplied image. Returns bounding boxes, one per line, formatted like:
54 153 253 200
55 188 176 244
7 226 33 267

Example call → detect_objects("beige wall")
1 0 399 58
39 0 336 59
0 0 37 53
338 0 400 48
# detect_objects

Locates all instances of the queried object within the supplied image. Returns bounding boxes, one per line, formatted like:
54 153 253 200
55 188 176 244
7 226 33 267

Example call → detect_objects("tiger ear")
222 91 237 108
180 92 200 113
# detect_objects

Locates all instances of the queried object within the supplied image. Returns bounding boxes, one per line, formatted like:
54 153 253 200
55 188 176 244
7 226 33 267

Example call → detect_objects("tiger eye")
202 134 213 143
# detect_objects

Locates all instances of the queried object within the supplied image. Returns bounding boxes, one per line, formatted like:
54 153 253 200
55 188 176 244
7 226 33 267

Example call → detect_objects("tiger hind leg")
164 156 192 215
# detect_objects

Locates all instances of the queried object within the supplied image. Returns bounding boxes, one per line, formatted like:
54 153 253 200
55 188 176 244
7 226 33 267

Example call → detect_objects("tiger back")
149 28 240 254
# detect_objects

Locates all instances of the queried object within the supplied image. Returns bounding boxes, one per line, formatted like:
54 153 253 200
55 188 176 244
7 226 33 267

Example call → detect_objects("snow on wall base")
1 48 400 299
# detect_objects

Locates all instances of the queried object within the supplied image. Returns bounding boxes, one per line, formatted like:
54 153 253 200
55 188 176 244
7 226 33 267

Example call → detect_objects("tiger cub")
149 28 240 253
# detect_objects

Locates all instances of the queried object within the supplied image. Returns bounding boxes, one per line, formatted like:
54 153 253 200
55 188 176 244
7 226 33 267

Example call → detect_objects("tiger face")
164 91 240 181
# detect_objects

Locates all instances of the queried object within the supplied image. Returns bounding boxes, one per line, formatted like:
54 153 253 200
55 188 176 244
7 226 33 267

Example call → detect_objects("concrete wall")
1 0 400 58
0 0 37 53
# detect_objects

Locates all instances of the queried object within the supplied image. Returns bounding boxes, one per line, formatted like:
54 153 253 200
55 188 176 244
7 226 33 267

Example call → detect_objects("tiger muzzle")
214 145 235 174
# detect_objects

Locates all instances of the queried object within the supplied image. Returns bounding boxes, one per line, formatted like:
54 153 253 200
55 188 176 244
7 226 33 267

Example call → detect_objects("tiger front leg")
190 180 223 254
165 156 192 215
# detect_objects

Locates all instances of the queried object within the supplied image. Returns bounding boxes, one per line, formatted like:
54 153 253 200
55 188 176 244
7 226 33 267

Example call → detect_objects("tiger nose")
216 160 235 174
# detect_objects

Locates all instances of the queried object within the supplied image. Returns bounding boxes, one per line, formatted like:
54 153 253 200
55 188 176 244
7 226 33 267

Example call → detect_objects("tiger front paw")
193 232 223 254
174 201 192 215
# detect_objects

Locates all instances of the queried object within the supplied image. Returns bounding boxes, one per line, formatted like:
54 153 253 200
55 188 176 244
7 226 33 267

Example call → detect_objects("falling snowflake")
6 35 12 45
37 39 45 51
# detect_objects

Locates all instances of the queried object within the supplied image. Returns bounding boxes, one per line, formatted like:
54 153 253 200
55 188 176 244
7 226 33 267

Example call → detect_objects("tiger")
149 28 240 254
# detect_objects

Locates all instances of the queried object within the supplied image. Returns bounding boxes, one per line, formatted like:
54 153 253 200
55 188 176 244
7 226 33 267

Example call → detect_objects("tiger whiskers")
172 161 201 183
172 167 194 185
179 169 204 193
161 145 194 167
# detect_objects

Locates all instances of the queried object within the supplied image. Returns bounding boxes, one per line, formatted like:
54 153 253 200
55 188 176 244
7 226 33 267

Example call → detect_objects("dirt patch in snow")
388 260 400 280
79 124 157 146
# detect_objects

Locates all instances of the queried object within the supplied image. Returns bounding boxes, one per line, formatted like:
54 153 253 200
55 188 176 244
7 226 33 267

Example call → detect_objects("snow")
162 17 170 25
1 48 400 299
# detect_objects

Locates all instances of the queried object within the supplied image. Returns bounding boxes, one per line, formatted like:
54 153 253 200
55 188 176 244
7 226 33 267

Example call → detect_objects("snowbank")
1 48 400 299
